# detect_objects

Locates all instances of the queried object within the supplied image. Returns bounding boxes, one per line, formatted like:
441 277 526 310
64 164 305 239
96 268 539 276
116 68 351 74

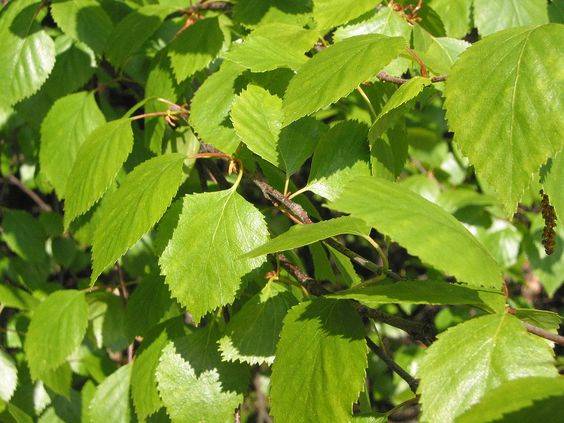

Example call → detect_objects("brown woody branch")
186 0 231 13
5 174 52 212
377 71 447 85
523 322 564 346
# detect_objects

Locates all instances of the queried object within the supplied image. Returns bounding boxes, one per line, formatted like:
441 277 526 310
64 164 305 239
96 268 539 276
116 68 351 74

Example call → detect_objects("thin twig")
377 71 447 85
5 175 52 212
365 337 419 393
523 322 564 346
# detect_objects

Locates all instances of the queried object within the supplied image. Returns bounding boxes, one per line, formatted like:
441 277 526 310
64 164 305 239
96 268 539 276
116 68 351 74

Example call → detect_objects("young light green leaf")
428 0 472 38
50 0 114 54
473 0 548 36
91 153 186 283
457 377 564 423
0 350 17 402
231 84 283 166
225 23 318 72
313 0 376 30
514 308 562 331
1 209 48 264
278 117 327 177
24 290 89 379
283 34 407 125
0 284 39 310
219 281 298 365
334 6 412 42
304 120 370 201
418 37 470 75
105 5 173 69
245 216 369 258
64 119 133 228
168 17 224 83
156 325 250 423
418 313 558 423
189 60 245 154
0 0 55 105
329 177 503 289
329 279 504 312
369 77 431 142
160 188 269 324
89 364 132 423
40 92 105 198
445 25 563 215
131 319 185 422
271 299 368 422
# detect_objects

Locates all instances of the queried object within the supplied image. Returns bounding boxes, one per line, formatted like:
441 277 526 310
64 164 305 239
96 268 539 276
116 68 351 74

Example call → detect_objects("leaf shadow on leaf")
9 3 43 38
74 5 114 55
233 0 312 26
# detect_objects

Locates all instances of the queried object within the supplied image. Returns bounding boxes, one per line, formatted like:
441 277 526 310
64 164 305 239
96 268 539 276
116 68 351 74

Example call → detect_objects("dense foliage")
0 0 563 422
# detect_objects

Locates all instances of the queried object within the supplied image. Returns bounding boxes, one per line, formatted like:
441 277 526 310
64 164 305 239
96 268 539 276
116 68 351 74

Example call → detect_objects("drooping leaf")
369 77 431 142
225 23 318 72
304 120 371 201
231 84 283 166
0 0 55 106
329 176 503 289
105 5 173 69
50 0 114 54
159 188 269 324
313 0 376 30
219 281 297 366
168 17 224 83
278 117 327 177
0 284 39 310
473 0 549 36
271 299 368 422
329 279 504 312
0 350 18 402
428 0 472 38
445 25 563 215
418 313 558 423
91 153 186 283
89 364 132 423
24 290 89 379
245 216 369 258
64 119 133 228
1 209 48 264
189 60 245 154
282 34 407 125
40 91 105 197
156 324 250 423
131 319 185 422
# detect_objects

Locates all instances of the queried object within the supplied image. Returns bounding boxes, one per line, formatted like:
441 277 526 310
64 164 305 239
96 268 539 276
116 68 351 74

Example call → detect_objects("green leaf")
282 34 407 125
278 117 327 177
446 25 563 216
271 299 368 422
458 376 564 423
91 153 186 283
64 119 133 228
126 275 177 339
89 364 132 423
24 290 89 379
369 77 431 142
334 6 412 42
428 0 472 38
0 350 17 402
0 284 39 310
156 324 250 423
543 150 563 223
514 308 562 331
474 0 549 36
329 279 504 312
329 176 503 289
233 0 313 28
160 188 269 324
231 84 283 166
302 121 370 201
1 209 47 264
50 0 114 54
189 60 245 154
168 17 224 83
245 216 369 258
218 281 298 365
105 5 172 69
225 23 318 72
40 91 105 198
88 292 129 352
313 0 376 30
418 313 558 423
0 0 55 105
131 319 185 422
418 37 470 75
